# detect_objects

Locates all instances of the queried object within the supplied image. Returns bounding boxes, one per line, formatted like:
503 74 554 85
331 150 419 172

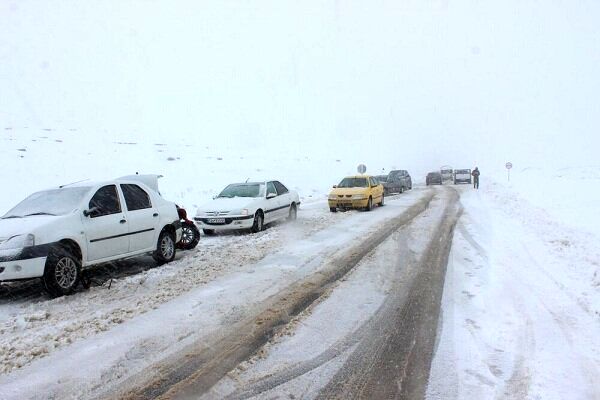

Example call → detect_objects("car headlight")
0 234 35 251
328 194 337 200
240 209 249 216
352 194 366 200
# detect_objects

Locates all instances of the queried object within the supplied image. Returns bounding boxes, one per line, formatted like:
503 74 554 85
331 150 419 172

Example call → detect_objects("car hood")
330 187 369 196
197 197 258 214
0 215 58 240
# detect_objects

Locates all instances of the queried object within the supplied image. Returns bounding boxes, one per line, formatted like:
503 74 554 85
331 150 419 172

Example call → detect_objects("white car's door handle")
153 213 159 217
120 219 127 224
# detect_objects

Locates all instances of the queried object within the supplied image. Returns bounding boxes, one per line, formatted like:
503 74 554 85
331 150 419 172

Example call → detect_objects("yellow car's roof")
342 175 372 179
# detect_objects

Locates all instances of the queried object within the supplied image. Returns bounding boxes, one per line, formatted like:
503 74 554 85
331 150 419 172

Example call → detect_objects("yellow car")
328 175 385 212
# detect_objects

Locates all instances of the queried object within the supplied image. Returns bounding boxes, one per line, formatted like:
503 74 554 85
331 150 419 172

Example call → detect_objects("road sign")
357 164 367 174
506 162 513 181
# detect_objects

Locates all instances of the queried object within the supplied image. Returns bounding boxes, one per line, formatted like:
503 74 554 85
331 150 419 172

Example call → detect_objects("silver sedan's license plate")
208 218 226 224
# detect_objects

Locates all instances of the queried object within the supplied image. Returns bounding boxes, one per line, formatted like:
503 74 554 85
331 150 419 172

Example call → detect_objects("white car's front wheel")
251 211 264 233
43 245 81 297
288 203 297 221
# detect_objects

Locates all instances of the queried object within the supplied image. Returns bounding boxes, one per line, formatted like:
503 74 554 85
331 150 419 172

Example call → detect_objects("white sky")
2 0 599 175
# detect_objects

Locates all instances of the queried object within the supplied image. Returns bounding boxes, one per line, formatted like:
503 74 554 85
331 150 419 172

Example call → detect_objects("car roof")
343 175 372 179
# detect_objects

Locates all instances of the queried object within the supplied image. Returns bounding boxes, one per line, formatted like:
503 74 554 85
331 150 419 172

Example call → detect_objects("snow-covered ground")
427 179 600 399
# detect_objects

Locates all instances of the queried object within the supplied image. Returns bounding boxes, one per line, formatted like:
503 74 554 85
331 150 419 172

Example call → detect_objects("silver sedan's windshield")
2 187 91 218
218 183 265 198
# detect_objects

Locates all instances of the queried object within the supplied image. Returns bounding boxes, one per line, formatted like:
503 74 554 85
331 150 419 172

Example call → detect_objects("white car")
195 180 300 234
0 175 182 296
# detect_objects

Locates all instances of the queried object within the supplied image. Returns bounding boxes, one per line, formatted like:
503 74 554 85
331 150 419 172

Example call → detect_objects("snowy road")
127 187 461 399
1 186 457 400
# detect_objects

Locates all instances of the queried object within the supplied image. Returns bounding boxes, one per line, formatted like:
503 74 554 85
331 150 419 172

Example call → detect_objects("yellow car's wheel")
365 197 373 211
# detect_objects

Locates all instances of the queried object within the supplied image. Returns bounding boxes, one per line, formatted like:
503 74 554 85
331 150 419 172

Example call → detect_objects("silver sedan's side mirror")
266 193 277 199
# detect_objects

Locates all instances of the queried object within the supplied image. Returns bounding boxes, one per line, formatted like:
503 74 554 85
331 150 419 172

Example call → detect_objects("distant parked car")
426 172 443 185
454 169 472 184
328 175 384 212
440 167 453 182
374 175 388 184
194 181 300 234
383 170 412 194
0 175 182 296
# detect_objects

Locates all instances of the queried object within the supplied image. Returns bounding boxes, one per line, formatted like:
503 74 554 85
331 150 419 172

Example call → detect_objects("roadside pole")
506 162 513 181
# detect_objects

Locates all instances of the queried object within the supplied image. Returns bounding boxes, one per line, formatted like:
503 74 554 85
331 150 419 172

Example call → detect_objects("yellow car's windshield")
338 178 368 188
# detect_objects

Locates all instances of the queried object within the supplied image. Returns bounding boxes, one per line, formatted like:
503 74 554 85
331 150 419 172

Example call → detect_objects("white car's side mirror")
266 193 277 199
83 206 99 217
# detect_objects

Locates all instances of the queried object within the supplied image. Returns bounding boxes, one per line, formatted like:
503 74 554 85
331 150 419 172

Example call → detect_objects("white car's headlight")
0 234 35 251
240 209 249 216
352 194 366 200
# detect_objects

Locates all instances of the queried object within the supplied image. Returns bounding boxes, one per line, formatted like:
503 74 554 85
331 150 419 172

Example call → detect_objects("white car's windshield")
2 187 91 218
218 183 265 198
338 178 368 188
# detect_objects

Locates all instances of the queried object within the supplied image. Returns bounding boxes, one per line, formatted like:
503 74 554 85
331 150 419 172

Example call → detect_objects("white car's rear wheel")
153 229 176 265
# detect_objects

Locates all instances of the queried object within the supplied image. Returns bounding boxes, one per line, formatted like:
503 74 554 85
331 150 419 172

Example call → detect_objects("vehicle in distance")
194 181 300 234
383 169 412 194
0 175 182 296
440 166 453 182
426 172 443 185
454 169 472 184
329 175 384 212
374 175 388 184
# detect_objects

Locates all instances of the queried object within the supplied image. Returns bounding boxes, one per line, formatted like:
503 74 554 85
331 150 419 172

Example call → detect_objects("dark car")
426 172 443 185
454 169 472 184
374 175 388 184
383 170 412 194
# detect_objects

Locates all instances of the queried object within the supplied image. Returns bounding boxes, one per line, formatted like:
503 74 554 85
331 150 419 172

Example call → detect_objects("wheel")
365 197 373 211
288 204 297 221
251 211 264 233
43 245 81 297
203 229 216 235
329 207 337 213
379 193 385 207
153 229 176 265
177 221 200 250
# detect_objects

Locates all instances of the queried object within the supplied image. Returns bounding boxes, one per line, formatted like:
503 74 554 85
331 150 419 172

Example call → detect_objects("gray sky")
2 0 599 175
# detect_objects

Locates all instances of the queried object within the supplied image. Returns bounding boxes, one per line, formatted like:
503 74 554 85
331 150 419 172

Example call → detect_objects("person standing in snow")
472 167 480 189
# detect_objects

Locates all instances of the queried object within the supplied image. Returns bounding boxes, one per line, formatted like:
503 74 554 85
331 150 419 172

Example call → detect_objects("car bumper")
0 256 47 281
328 199 369 209
194 215 255 231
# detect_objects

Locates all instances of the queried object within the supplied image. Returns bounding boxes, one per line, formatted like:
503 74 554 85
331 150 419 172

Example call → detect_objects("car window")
89 185 121 217
338 177 368 188
267 182 277 196
218 183 264 198
121 184 152 211
273 181 288 195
